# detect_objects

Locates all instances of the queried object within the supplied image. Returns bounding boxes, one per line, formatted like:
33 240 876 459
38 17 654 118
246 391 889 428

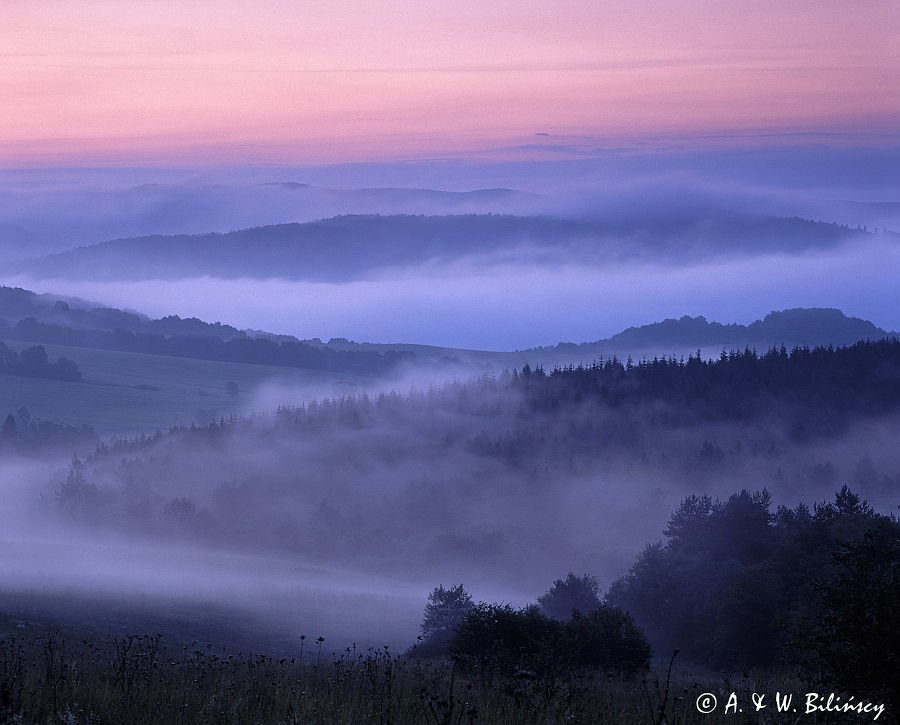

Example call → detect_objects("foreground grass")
0 632 841 725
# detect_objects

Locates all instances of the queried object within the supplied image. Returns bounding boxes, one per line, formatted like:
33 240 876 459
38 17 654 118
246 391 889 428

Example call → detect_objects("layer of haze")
2 154 898 648
4 370 900 650
6 238 900 351
2 145 899 349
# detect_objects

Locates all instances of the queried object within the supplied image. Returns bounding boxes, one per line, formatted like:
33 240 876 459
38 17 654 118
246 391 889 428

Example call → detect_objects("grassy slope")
0 338 803 439
0 341 371 436
0 338 585 439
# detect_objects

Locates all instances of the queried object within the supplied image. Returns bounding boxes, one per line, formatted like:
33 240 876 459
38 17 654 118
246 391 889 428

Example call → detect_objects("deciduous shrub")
450 602 650 679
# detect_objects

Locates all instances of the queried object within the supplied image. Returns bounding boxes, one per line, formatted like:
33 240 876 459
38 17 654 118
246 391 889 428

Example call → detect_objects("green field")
0 330 745 442
0 341 373 437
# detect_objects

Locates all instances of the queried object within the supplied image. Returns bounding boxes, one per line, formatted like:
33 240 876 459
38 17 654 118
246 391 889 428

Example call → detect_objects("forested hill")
9 215 594 280
3 284 897 375
56 338 900 597
531 308 897 357
9 211 862 281
0 286 411 375
516 340 900 430
0 285 248 340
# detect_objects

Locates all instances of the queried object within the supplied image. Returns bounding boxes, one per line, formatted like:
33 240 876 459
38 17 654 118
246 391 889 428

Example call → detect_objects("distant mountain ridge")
8 212 863 281
0 182 537 262
534 308 898 358
0 285 412 376
2 285 895 371
0 285 248 340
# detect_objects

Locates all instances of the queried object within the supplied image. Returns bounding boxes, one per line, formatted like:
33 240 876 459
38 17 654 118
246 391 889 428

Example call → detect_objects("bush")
537 573 601 620
563 606 651 675
451 603 561 677
409 584 474 658
450 603 650 679
812 519 900 712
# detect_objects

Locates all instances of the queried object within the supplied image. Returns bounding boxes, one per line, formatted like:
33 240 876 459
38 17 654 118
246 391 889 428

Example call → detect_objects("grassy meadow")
0 628 824 725
0 342 371 436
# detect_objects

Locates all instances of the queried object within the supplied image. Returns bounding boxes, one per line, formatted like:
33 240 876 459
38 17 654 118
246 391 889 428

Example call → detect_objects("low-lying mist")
3 143 897 262
0 450 431 650
4 145 898 351
3 146 899 653
6 233 899 349
4 352 899 650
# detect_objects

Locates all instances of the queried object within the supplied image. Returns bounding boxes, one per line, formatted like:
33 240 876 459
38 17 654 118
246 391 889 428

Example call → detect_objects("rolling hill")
533 308 898 361
8 212 864 281
3 282 897 436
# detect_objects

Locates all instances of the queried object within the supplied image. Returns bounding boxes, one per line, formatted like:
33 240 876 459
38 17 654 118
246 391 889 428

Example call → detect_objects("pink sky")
2 0 898 165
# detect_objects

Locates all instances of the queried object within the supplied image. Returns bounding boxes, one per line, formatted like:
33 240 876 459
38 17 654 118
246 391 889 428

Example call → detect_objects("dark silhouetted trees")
537 573 601 620
450 602 650 679
412 579 651 680
413 584 474 657
0 342 81 381
1 414 15 439
7 318 409 375
517 340 900 434
0 406 97 453
607 486 899 705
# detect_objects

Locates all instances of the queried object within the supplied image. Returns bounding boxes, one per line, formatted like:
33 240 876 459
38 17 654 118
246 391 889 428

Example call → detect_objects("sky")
2 0 898 165
1 1 899 348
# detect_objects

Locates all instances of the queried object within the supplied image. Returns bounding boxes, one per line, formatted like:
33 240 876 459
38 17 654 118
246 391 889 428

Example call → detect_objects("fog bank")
5 234 899 349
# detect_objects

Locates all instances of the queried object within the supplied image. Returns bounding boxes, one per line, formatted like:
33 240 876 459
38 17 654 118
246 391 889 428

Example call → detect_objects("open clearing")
0 341 371 436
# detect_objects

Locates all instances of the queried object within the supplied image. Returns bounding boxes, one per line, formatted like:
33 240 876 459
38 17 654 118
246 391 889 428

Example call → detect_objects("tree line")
515 340 900 434
413 487 898 713
5 317 411 375
0 341 81 382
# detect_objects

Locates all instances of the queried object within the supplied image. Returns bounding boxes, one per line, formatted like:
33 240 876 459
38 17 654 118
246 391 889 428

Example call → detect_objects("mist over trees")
0 405 97 453
2 313 898 724
4 320 898 708
42 339 900 594
406 483 897 713
1 6 897 719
